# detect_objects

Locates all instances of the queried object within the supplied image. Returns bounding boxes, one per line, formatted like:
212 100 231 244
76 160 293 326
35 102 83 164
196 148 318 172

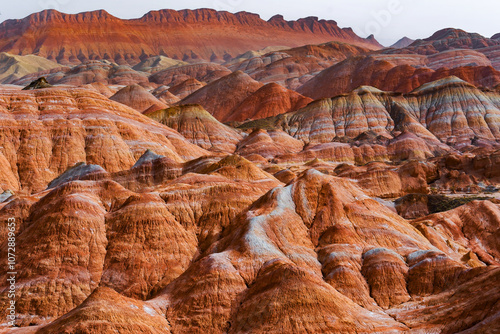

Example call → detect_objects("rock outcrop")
0 9 382 65
145 104 243 152
405 28 499 54
36 287 171 333
132 55 188 73
226 83 312 122
109 84 168 113
181 71 263 122
228 42 370 89
22 77 52 90
298 55 500 99
167 78 205 99
1 18 500 334
0 52 63 84
12 60 150 87
148 62 231 86
253 78 500 155
0 86 207 193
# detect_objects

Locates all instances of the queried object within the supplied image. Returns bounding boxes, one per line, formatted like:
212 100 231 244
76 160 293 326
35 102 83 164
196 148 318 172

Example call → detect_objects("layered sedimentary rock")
228 42 370 88
47 162 108 189
226 83 312 122
403 78 500 143
1 156 498 332
296 30 500 99
181 71 263 122
132 55 188 73
249 78 500 157
386 28 500 72
167 78 205 99
333 160 437 198
223 46 289 66
148 170 491 333
153 86 182 105
145 104 243 152
0 52 63 84
0 181 120 325
0 86 207 193
110 84 168 113
0 9 381 65
404 28 499 54
0 153 281 327
100 192 199 299
284 87 395 142
1 19 500 334
235 129 304 160
148 62 231 86
36 287 171 333
298 55 500 99
388 266 500 334
411 200 500 265
11 60 149 87
80 82 117 97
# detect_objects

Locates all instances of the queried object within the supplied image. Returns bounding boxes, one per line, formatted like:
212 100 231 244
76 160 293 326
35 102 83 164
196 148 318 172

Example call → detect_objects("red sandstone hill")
406 28 499 54
145 104 243 152
298 55 500 99
181 71 264 122
0 86 208 194
0 9 382 65
296 29 500 99
1 164 499 332
228 41 371 89
242 77 500 165
2 16 500 334
227 83 313 122
383 29 500 71
110 84 168 113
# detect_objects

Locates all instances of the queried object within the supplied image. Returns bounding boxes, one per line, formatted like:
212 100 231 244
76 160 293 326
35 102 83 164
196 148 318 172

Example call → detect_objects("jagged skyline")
0 0 498 46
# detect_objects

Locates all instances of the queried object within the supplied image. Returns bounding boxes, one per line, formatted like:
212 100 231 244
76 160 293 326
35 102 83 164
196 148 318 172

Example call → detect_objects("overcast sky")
0 0 498 46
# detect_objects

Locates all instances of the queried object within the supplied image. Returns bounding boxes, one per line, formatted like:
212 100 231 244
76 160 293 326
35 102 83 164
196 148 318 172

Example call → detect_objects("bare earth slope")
0 9 381 65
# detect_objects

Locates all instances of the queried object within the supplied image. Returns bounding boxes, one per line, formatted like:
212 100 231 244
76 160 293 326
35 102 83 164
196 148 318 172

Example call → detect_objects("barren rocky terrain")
0 7 499 334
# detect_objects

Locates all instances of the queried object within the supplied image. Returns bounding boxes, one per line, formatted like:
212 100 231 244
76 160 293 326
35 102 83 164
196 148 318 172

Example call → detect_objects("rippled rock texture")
0 9 381 66
0 87 207 193
1 164 498 333
1 17 500 334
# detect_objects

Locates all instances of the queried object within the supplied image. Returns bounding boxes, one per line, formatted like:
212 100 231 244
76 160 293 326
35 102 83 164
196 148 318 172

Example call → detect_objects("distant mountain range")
0 9 382 65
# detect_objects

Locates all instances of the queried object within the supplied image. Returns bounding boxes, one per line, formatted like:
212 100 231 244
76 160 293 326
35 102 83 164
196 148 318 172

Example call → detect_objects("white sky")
0 0 499 46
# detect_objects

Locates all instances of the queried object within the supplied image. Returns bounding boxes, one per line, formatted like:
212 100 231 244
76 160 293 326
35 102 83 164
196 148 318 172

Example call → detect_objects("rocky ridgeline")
0 16 499 334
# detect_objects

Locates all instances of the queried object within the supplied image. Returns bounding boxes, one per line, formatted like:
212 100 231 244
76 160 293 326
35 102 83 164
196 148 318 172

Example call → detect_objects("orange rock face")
145 104 243 152
226 83 312 122
181 71 263 122
36 287 172 333
0 9 381 65
248 77 500 164
236 129 304 160
110 84 168 113
228 42 370 89
0 86 208 193
298 55 500 99
149 63 231 87
167 78 205 99
1 19 500 334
